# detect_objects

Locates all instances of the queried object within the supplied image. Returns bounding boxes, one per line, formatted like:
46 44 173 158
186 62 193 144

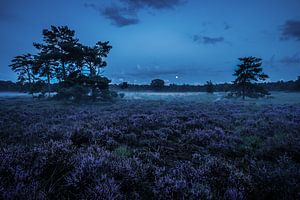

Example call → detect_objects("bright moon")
175 76 179 79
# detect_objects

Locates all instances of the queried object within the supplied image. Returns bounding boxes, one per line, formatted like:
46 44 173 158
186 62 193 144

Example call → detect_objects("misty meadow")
1 0 300 200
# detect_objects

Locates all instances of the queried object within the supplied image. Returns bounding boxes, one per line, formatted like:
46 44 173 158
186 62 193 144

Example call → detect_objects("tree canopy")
205 80 214 93
232 56 269 99
10 25 114 101
151 79 165 90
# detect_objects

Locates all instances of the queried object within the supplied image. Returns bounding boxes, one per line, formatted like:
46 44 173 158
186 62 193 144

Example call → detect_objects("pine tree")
33 25 79 81
10 54 35 84
232 57 269 99
205 80 214 93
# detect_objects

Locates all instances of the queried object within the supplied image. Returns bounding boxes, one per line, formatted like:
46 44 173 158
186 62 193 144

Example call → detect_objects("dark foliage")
10 54 36 84
205 80 214 93
119 82 129 89
55 70 112 102
151 79 165 90
232 57 270 99
109 76 300 93
2 77 300 94
9 25 116 101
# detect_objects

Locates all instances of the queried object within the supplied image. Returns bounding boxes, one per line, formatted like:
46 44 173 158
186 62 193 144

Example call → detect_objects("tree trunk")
242 84 245 100
89 63 97 100
62 61 66 80
47 73 51 97
27 70 32 84
26 69 34 98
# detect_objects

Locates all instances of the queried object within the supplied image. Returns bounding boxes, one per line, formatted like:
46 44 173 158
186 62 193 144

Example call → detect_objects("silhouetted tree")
33 52 56 97
232 57 269 99
10 54 38 97
19 25 114 101
74 41 112 100
29 80 46 97
80 42 112 76
33 26 79 81
151 79 165 90
10 54 35 84
295 76 300 91
119 82 129 89
205 80 214 93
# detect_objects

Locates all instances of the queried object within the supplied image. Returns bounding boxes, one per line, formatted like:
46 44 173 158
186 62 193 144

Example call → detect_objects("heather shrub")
70 128 94 147
0 99 299 199
55 84 89 102
38 148 74 198
113 146 132 158
249 156 300 199
118 132 138 146
153 162 211 199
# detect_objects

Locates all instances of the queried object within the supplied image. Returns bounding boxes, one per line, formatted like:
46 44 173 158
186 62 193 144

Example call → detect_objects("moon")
175 76 179 79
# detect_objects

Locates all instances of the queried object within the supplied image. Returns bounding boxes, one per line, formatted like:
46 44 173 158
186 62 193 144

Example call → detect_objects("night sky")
0 0 300 84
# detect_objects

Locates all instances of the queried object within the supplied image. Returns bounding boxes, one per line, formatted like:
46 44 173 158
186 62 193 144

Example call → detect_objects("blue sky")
0 0 300 84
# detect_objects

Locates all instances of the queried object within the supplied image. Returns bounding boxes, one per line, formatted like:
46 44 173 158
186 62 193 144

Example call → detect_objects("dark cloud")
224 22 231 30
84 3 97 9
85 0 185 27
280 54 300 65
127 66 184 78
121 0 184 10
193 35 225 45
280 20 300 41
124 64 196 78
102 6 139 27
85 3 139 27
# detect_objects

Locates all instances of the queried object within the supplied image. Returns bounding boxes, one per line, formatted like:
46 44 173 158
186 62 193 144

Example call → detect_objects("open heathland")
0 98 300 199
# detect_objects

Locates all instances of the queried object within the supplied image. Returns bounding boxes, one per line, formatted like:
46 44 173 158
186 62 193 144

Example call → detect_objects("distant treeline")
114 77 300 92
0 81 56 93
1 78 299 93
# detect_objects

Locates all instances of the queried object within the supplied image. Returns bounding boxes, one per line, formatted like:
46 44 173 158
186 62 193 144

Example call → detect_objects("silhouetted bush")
56 84 89 101
119 82 129 89
71 129 93 147
151 79 165 90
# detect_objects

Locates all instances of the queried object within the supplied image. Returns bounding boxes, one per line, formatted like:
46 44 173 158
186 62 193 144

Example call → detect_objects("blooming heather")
0 98 300 199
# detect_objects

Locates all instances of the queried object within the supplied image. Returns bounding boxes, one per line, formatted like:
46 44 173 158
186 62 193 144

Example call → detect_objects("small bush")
70 129 93 147
113 146 132 158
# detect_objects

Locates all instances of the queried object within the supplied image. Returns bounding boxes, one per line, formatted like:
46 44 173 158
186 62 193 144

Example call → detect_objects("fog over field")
2 91 300 104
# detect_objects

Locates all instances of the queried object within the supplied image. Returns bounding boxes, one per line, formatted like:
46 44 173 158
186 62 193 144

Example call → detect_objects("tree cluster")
10 25 114 101
9 31 297 101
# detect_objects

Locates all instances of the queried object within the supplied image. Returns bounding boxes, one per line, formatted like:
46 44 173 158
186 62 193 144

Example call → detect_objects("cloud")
224 22 231 30
102 6 139 27
122 64 198 78
121 0 184 10
85 0 185 27
280 20 300 41
126 65 185 78
108 64 233 84
85 3 139 27
193 35 224 45
280 54 300 65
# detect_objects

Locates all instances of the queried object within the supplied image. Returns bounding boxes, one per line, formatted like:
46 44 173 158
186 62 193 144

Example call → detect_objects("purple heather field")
0 96 300 199
1 0 300 198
